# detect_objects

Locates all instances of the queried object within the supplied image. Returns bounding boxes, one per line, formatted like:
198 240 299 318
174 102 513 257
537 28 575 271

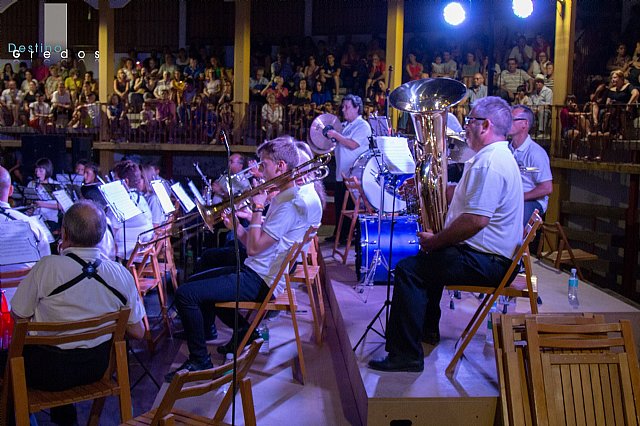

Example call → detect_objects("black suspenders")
0 207 16 221
48 252 127 305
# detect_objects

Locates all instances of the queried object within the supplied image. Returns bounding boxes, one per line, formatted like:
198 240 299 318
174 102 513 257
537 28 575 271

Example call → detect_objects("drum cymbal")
309 113 342 154
447 137 475 164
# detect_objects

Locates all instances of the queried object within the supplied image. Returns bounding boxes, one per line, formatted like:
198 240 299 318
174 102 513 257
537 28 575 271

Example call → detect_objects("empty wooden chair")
127 241 171 352
124 339 262 426
0 308 132 425
525 318 640 426
536 221 598 280
333 174 374 264
216 242 307 384
445 210 542 376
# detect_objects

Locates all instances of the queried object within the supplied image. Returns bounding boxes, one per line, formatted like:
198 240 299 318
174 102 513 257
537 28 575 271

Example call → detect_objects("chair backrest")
525 318 640 426
3 308 131 424
126 240 161 284
151 339 262 425
341 174 374 214
0 267 32 289
502 211 542 286
494 313 605 426
293 225 320 266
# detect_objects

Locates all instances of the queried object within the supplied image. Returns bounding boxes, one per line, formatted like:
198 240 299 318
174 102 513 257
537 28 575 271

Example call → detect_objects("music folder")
52 189 74 212
99 181 142 222
151 180 176 215
171 182 196 213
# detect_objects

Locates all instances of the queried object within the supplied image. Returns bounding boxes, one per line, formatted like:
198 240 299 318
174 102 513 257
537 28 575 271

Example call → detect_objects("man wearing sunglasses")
369 96 523 372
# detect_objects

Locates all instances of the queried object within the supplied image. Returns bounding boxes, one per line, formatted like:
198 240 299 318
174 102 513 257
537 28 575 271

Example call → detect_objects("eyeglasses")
464 116 487 125
512 118 528 122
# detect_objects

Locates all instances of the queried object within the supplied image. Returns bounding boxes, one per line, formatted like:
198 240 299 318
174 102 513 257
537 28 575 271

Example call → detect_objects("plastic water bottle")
221 352 234 395
258 323 270 354
486 302 498 344
568 268 580 308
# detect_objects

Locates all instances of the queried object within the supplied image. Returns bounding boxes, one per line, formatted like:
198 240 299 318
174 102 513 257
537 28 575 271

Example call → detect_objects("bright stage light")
443 2 466 26
513 0 534 18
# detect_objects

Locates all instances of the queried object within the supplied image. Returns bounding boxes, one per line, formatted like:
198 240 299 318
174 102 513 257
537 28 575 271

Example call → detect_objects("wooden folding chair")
332 174 375 264
127 241 171 353
536 221 598 280
290 226 325 345
525 318 640 426
445 210 542 376
124 339 262 426
0 308 132 425
493 313 605 426
216 241 308 384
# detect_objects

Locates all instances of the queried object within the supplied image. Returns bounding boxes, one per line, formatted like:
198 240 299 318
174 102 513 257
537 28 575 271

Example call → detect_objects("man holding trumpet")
369 97 523 372
167 137 318 380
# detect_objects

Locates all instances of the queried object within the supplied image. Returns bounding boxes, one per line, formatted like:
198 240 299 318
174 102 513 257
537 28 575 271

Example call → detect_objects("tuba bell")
389 78 467 233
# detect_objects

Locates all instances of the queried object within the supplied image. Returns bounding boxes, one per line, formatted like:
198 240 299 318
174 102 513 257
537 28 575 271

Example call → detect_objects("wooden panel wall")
312 0 386 36
114 0 179 52
187 0 235 46
251 0 305 43
0 0 39 60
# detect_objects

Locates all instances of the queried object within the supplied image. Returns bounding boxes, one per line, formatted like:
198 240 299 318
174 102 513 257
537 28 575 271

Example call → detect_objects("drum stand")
353 154 400 351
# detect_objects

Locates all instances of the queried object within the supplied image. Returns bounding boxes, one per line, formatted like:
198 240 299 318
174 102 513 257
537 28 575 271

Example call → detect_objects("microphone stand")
221 130 240 426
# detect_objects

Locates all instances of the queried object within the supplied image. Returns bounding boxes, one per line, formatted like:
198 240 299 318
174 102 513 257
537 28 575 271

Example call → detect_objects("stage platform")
321 241 640 426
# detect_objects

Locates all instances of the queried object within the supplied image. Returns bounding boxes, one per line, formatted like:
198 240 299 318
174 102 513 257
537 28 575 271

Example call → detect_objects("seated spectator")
51 81 73 126
10 200 145 425
532 33 551 60
311 80 332 105
44 65 61 100
599 69 640 138
171 70 186 104
304 55 321 89
140 101 159 139
31 56 50 83
340 43 360 90
606 43 631 72
204 68 222 104
113 69 130 104
159 53 178 77
120 57 137 83
560 94 591 158
156 89 177 141
627 42 640 85
431 53 447 78
1 79 24 126
85 92 101 128
292 79 312 105
216 79 232 106
261 92 283 140
2 63 15 84
461 52 480 87
528 51 550 78
176 48 189 72
530 74 553 136
68 100 93 129
498 58 532 102
216 102 234 143
249 67 269 100
107 94 128 141
261 76 289 105
544 62 554 90
183 56 204 81
130 67 155 112
405 52 424 81
320 53 341 99
509 35 535 70
65 68 83 103
513 85 532 106
154 71 173 99
206 55 224 80
20 70 38 93
270 52 293 83
366 54 386 93
83 71 98 94
441 51 458 79
22 80 39 107
28 92 52 132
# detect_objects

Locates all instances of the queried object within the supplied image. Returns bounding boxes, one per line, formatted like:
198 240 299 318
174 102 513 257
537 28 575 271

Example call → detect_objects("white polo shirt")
446 141 524 259
335 116 371 182
509 136 553 212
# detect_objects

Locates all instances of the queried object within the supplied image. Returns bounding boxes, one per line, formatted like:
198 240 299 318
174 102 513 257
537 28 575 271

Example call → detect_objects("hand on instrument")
418 231 436 252
221 211 238 231
236 207 253 220
251 190 268 207
326 129 340 141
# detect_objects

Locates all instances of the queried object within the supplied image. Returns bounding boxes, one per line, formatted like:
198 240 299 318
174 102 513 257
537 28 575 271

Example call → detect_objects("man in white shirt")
369 97 523 372
0 79 23 126
530 74 553 136
498 58 532 103
326 94 371 243
509 105 553 226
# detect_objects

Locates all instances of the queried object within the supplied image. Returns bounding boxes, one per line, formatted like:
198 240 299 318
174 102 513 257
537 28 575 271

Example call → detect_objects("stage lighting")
513 0 534 18
443 2 466 26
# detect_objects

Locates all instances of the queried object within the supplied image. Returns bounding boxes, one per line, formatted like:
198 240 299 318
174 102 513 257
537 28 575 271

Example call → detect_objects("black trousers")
385 245 512 361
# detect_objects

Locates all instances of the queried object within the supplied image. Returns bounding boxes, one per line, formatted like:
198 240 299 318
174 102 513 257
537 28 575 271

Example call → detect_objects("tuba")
389 78 467 233
196 153 332 232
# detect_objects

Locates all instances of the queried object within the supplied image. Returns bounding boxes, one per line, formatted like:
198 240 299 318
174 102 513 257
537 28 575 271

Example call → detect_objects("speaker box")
71 136 93 165
21 135 67 176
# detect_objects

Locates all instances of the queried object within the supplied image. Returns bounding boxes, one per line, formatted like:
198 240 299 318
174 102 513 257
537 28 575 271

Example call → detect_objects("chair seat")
290 265 320 281
540 248 598 263
125 407 235 425
28 378 120 412
216 290 297 311
136 277 162 294
447 274 534 295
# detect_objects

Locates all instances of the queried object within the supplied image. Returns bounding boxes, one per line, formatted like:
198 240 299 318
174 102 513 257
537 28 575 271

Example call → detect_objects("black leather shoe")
216 329 260 355
368 356 424 372
164 357 213 382
422 331 440 346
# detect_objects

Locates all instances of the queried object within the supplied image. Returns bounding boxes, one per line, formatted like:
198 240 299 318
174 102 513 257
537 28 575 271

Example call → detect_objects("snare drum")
348 151 407 213
355 214 420 283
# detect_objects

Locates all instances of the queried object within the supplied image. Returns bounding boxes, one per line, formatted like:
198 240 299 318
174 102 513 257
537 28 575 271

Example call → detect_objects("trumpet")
213 160 263 199
196 153 332 232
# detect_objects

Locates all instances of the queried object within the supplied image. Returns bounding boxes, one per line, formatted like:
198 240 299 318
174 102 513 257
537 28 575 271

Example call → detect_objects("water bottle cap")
571 268 577 274
226 352 234 361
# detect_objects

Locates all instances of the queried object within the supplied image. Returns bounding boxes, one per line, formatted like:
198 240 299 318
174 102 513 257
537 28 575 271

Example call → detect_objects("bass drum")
355 214 420 284
348 151 407 213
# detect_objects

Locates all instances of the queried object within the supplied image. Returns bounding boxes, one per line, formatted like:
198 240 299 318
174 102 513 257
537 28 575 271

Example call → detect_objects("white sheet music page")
26 216 55 243
187 181 205 205
100 181 142 221
52 189 74 212
172 182 196 213
151 180 176 215
376 136 416 174
0 221 41 265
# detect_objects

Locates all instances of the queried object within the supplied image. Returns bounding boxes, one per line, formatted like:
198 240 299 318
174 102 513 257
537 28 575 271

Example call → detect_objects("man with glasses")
368 97 523 372
508 105 552 226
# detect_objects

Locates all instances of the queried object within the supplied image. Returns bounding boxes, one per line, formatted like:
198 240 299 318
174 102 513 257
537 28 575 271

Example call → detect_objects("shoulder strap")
48 252 127 305
0 207 16 221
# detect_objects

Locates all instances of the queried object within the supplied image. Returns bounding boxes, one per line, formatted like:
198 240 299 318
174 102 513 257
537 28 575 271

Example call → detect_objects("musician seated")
166 137 321 380
110 160 154 260
10 200 146 425
0 165 51 284
27 157 61 230
83 162 100 185
210 153 252 205
368 97 524 372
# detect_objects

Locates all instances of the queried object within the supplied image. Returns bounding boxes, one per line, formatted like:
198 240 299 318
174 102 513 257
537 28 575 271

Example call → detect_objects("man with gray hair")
11 200 145 424
369 97 523 372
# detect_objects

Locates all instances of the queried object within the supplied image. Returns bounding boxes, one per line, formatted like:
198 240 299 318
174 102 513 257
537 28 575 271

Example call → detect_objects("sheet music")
172 182 196 213
187 180 205 205
26 216 55 243
151 180 176 215
52 189 74 212
99 181 142 222
0 222 41 265
376 136 416 174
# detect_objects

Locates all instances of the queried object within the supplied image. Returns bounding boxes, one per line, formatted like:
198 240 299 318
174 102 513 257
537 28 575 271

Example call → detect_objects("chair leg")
332 213 345 258
304 275 322 345
314 275 326 335
88 397 106 426
456 290 492 344
240 378 257 426
287 289 306 384
446 291 501 376
340 214 358 265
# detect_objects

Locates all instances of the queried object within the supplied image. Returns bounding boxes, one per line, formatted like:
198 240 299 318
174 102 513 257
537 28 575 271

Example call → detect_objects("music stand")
99 181 143 261
353 137 415 351
172 182 197 213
